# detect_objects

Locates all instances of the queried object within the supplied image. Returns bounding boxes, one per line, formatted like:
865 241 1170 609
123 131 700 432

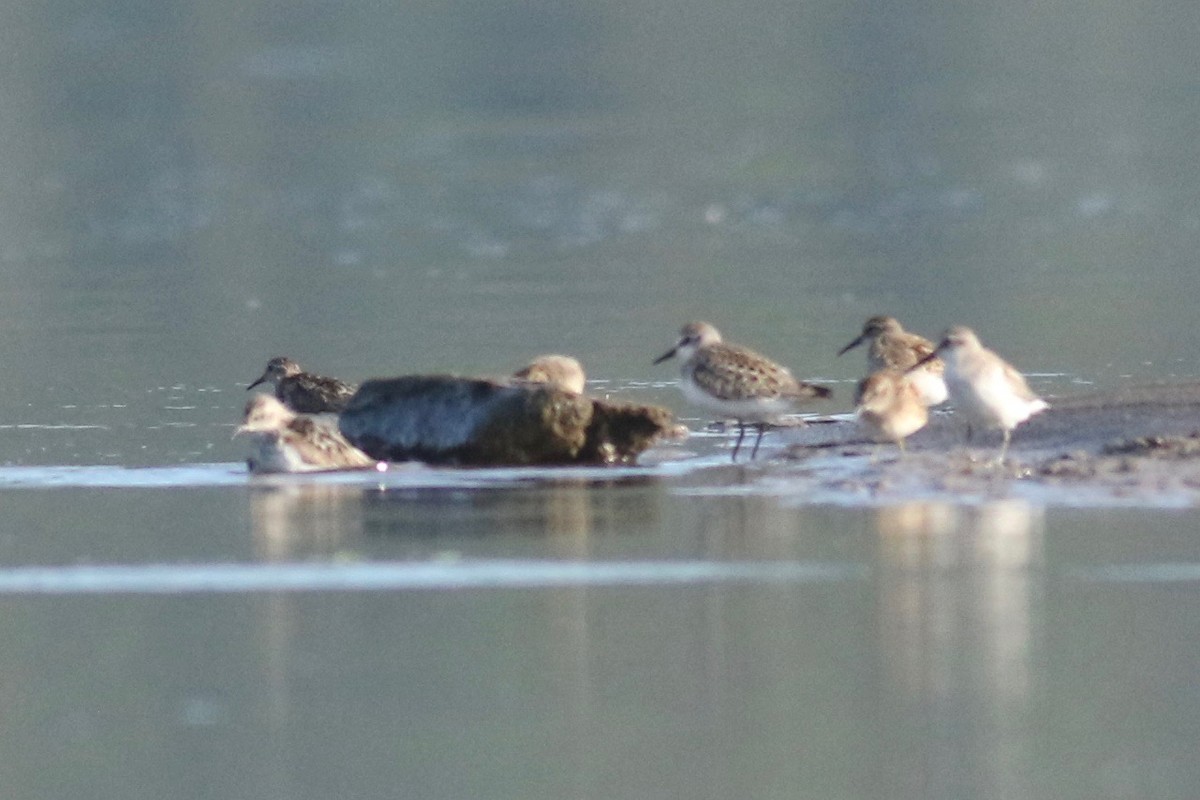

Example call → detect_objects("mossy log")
338 375 675 466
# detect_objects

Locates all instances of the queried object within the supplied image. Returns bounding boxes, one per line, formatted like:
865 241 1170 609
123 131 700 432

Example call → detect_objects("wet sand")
774 381 1200 505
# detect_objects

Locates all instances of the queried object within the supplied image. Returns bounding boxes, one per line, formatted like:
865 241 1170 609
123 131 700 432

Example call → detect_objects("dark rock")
1101 432 1200 458
338 375 675 466
580 401 678 464
1038 453 1097 478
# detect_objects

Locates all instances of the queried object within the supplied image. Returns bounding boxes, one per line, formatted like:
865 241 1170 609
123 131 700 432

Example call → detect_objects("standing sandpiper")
247 356 358 414
512 354 587 394
654 321 832 460
854 369 929 455
235 394 378 474
838 316 948 407
912 326 1048 463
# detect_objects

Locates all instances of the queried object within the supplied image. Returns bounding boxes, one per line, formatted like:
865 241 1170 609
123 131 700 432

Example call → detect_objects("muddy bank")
765 381 1200 505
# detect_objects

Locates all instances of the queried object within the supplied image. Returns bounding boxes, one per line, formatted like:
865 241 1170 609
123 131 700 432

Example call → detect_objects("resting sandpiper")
512 354 587 394
654 321 832 460
235 394 378 474
247 356 358 414
913 325 1048 463
854 369 928 455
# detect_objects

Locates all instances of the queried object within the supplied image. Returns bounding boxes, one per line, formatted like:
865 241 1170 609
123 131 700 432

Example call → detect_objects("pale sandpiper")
654 321 832 460
854 369 928 455
512 354 587 394
235 394 378 474
247 356 358 414
912 325 1048 463
838 315 948 407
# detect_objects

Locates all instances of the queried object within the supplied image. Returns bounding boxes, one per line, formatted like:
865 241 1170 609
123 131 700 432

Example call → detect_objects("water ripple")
1069 563 1200 583
0 559 865 595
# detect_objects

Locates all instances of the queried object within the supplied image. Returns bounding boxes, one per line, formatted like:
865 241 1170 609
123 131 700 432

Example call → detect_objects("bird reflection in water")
872 500 1043 798
250 484 375 561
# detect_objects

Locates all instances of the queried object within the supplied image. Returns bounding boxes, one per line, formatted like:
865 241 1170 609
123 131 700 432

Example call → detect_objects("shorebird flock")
651 317 1046 463
239 319 1048 472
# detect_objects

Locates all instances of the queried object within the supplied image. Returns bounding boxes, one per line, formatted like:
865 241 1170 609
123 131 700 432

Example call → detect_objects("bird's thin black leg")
750 422 766 459
731 421 746 461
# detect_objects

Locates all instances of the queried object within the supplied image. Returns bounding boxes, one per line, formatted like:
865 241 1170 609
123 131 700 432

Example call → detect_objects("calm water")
2 0 1200 797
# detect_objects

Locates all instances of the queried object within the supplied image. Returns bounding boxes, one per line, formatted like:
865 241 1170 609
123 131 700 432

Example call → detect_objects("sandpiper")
512 354 587 394
247 356 357 414
912 325 1048 463
235 394 378 474
838 315 948 407
854 369 928 455
654 321 832 460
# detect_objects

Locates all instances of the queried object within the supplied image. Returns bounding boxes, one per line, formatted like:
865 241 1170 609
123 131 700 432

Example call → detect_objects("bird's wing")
1000 360 1043 403
287 418 375 468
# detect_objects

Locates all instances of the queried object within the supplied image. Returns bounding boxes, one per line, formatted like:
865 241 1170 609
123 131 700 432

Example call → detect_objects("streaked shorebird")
512 354 587 394
854 369 928 455
235 394 378 474
912 325 1048 463
247 356 357 414
838 315 948 407
654 321 832 460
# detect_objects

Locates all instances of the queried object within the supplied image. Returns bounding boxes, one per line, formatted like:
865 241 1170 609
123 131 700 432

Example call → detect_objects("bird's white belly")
908 368 948 407
679 378 794 422
946 370 1045 431
250 435 324 474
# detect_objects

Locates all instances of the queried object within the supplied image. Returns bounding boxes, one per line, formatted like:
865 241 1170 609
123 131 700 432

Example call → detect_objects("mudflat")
776 381 1200 505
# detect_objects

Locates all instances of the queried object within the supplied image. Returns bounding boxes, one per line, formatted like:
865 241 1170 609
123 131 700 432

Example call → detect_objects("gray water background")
1 0 1200 797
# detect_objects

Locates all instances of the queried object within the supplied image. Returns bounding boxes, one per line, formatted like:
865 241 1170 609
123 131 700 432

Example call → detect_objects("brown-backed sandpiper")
654 321 832 460
838 315 948 407
913 325 1048 463
247 356 357 414
235 394 378 474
